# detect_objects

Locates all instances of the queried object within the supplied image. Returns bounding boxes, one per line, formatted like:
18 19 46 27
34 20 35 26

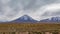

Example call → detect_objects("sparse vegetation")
0 22 60 32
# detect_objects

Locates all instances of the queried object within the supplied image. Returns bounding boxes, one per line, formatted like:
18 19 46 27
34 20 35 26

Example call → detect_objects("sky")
0 0 60 22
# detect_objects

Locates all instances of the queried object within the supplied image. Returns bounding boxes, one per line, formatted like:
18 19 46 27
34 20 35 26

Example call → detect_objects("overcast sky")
0 0 60 22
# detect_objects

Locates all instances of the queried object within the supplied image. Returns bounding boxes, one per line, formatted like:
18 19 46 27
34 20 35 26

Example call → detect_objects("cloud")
0 0 25 21
35 3 60 20
0 0 60 21
1 0 10 4
41 10 60 17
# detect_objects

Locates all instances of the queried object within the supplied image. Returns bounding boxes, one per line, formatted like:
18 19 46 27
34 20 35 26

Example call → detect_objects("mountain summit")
12 15 38 22
40 17 60 22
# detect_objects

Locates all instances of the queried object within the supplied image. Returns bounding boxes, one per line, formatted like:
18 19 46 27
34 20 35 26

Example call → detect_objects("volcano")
12 15 38 22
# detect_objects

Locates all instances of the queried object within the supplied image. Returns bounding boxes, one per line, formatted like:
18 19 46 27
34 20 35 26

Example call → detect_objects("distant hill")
0 15 60 23
11 15 38 23
40 17 60 22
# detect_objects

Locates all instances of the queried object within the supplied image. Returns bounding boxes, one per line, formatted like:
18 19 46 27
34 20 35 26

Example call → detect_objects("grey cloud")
0 0 60 21
53 11 60 16
23 0 60 10
8 0 60 12
41 10 60 17
1 0 60 11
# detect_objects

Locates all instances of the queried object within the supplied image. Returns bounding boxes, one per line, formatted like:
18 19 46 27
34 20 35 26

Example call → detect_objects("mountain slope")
12 15 38 22
40 17 60 22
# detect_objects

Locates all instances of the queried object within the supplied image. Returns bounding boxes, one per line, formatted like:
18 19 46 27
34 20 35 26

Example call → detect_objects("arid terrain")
0 22 60 32
0 22 60 34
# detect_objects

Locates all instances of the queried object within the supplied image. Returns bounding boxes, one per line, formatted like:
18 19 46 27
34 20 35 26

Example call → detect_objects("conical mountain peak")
20 15 33 20
12 15 38 22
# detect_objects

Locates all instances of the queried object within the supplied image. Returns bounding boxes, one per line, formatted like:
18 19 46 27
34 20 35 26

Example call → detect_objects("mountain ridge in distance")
0 15 60 23
11 15 38 23
40 17 60 22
